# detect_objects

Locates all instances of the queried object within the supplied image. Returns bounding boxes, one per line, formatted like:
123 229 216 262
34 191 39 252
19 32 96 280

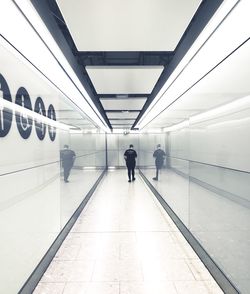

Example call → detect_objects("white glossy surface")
100 98 147 111
57 0 200 51
69 133 106 167
189 107 250 172
107 133 165 167
0 170 60 294
141 168 189 225
34 170 222 294
0 167 104 294
60 169 103 227
189 162 250 202
142 164 250 293
0 30 106 293
168 99 250 172
107 112 139 119
86 66 163 94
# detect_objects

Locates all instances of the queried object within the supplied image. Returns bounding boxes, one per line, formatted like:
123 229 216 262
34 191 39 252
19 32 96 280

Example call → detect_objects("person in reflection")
153 144 166 181
60 144 76 183
124 144 137 182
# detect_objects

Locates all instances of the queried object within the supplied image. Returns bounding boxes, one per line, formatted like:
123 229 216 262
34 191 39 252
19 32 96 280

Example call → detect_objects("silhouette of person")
153 144 166 181
124 144 137 182
60 144 76 183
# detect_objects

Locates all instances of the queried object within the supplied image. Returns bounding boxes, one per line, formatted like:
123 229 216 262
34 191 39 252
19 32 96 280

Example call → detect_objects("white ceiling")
110 119 135 124
55 0 203 130
57 0 201 51
86 66 163 94
100 98 147 110
107 112 140 119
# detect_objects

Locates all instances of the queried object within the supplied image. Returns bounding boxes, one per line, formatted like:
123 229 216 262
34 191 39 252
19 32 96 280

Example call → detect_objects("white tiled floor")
34 170 223 294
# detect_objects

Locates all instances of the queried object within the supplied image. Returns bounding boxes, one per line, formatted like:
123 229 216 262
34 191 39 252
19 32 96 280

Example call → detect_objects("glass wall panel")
0 32 106 293
60 131 106 227
139 132 190 225
139 36 250 293
107 134 139 167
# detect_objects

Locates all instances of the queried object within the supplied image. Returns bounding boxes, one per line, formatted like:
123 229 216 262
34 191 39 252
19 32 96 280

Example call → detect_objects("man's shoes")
128 179 131 182
132 178 136 181
152 177 158 181
64 180 69 183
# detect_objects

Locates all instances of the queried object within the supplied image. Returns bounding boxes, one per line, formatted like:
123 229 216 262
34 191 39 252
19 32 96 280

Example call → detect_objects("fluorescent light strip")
164 94 250 132
136 0 242 129
0 98 70 130
141 128 162 133
207 117 250 130
164 121 189 132
190 95 250 124
1 0 109 132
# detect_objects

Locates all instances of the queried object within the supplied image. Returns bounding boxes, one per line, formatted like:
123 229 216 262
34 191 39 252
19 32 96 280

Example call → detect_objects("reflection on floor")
34 170 223 294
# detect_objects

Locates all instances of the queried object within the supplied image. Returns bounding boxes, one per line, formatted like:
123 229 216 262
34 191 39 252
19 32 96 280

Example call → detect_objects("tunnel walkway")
34 170 222 294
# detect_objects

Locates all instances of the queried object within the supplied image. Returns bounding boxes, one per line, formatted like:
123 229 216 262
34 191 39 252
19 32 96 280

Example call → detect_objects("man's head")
64 144 69 149
157 144 161 149
129 144 134 148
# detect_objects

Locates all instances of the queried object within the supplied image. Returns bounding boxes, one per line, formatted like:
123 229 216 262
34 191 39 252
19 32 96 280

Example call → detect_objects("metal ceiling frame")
31 0 224 131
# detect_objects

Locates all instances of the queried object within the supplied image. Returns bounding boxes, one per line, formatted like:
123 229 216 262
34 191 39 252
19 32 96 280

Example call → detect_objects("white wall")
0 35 107 293
165 31 250 294
0 37 64 293
106 133 166 167
69 133 106 167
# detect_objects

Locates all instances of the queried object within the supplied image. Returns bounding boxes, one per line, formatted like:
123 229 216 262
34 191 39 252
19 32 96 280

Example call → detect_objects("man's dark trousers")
127 162 135 181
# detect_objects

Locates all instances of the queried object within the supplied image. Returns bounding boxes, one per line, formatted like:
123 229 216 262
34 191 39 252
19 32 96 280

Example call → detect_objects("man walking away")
124 144 137 182
153 144 166 181
60 144 76 183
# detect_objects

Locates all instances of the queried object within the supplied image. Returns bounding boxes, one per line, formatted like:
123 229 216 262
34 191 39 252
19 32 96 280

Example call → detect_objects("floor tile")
33 282 65 294
174 281 224 294
35 171 222 294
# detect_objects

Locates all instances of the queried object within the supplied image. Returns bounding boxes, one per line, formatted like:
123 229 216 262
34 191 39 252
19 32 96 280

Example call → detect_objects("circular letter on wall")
47 104 56 141
15 87 33 139
0 73 13 137
34 97 46 140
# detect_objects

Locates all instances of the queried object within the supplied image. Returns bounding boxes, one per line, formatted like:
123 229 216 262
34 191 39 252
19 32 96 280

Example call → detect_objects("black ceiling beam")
105 110 140 113
99 94 148 99
109 118 136 120
78 51 174 66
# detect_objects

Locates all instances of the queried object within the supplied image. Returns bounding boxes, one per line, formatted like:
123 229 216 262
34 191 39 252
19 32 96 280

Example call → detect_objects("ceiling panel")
112 125 132 129
110 119 135 124
86 66 163 94
57 0 201 51
107 112 139 119
100 98 147 110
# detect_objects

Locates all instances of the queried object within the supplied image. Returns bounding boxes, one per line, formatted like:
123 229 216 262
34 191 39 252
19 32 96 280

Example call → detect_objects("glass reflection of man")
153 144 166 181
60 145 76 183
124 144 137 182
